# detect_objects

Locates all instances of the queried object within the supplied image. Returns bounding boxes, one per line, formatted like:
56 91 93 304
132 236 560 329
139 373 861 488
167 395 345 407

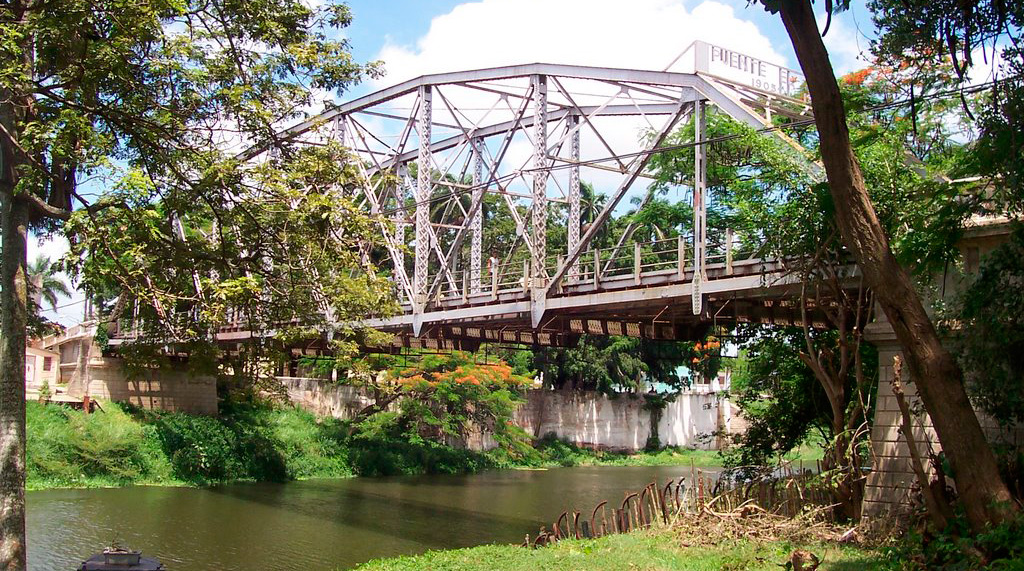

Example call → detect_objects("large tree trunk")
778 0 1019 532
0 189 29 571
778 0 1018 531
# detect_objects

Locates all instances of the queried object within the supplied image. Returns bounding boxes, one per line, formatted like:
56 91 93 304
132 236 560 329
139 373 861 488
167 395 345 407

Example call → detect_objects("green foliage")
1 0 395 383
513 433 724 469
26 400 356 489
869 0 1023 217
26 401 173 487
37 380 51 402
26 395 729 490
883 514 1024 570
722 326 876 476
951 226 1024 426
723 328 828 472
528 335 712 395
344 352 532 457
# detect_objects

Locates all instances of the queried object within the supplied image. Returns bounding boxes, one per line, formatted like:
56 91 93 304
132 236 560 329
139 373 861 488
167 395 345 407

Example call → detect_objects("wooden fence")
523 466 835 547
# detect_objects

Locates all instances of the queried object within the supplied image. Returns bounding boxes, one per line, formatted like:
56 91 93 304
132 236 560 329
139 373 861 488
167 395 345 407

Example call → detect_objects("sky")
32 0 878 326
341 0 875 94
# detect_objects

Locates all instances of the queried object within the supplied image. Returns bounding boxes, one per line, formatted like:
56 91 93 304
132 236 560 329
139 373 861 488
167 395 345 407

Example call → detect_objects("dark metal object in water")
78 550 164 570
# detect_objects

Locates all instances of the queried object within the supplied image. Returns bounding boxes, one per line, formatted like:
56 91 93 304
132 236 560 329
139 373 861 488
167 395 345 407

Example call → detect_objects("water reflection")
28 465 712 570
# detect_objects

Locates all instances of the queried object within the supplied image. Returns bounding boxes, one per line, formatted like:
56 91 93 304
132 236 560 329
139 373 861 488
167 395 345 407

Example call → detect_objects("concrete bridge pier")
861 316 1024 522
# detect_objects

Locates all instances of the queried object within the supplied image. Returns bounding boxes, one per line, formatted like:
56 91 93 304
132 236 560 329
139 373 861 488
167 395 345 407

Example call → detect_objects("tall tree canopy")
0 1 391 568
759 0 1019 531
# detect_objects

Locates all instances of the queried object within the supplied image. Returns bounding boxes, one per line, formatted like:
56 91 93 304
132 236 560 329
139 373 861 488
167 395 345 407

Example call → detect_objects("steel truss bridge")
239 42 835 352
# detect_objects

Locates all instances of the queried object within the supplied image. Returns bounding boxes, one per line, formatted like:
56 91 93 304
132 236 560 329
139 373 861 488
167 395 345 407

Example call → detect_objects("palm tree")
27 256 71 312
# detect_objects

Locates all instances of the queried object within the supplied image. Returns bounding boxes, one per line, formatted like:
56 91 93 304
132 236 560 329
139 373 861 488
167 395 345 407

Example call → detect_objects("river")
27 465 716 570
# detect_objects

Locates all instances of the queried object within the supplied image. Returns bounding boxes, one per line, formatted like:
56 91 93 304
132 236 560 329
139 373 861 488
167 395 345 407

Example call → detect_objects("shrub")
26 401 164 486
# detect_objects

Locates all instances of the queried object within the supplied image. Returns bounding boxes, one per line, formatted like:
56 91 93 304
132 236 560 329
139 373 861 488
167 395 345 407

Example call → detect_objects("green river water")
27 465 715 570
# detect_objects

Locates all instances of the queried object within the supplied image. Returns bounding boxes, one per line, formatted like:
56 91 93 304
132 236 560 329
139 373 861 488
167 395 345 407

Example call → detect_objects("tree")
952 227 1024 427
25 255 69 313
761 0 1018 530
0 2 388 568
529 335 701 395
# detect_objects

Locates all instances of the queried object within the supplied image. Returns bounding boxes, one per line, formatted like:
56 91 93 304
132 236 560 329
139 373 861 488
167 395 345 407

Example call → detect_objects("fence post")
726 228 734 275
677 235 686 280
491 257 498 300
634 242 642 285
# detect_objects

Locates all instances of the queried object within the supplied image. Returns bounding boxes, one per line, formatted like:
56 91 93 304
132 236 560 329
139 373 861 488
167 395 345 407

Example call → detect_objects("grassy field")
353 527 882 571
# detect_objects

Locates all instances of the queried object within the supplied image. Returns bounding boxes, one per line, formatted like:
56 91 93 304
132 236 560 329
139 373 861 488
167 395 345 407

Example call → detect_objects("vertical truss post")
414 85 432 332
530 74 549 328
567 114 581 282
470 137 484 294
692 99 707 316
394 164 409 293
491 255 498 300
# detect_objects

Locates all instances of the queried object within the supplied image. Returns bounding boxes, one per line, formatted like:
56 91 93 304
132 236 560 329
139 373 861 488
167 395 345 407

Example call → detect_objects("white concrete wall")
279 376 377 420
64 357 218 415
514 388 729 451
658 388 730 450
282 377 737 452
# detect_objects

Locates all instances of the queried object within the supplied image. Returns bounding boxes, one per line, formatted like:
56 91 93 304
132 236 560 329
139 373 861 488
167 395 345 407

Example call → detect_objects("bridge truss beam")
242 50 822 344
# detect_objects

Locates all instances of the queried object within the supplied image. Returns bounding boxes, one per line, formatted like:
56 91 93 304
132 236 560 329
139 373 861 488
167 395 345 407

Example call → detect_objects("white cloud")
375 0 788 85
817 10 869 75
967 44 1008 86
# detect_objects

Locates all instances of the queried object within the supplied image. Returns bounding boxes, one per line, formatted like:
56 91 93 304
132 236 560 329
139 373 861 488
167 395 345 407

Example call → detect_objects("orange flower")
841 67 873 86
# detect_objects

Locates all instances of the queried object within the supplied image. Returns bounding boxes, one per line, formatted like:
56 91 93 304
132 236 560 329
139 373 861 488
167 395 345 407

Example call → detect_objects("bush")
267 406 351 479
345 411 493 476
884 514 1024 570
27 400 353 488
150 412 251 482
26 401 171 486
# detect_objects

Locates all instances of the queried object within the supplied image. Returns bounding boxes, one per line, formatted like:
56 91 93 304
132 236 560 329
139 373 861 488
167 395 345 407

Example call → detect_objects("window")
43 357 53 372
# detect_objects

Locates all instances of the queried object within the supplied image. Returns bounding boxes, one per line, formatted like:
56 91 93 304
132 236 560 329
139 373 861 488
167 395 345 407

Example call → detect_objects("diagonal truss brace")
543 93 696 299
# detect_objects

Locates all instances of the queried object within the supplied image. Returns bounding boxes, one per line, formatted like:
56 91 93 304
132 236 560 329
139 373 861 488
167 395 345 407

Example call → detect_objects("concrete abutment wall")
279 376 742 452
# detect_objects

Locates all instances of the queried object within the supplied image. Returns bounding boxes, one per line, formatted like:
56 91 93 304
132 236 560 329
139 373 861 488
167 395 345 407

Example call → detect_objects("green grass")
353 527 882 571
781 436 826 466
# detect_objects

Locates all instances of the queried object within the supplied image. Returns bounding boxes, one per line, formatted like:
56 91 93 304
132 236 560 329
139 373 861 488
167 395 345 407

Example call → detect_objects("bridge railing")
418 229 760 305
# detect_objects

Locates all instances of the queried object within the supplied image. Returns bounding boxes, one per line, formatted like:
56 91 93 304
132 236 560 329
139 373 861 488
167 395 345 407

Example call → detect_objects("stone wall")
278 376 376 420
65 357 218 415
863 218 1023 520
281 377 737 452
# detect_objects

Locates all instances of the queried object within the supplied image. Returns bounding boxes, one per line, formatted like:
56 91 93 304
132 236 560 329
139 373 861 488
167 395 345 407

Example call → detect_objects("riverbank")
352 526 882 571
25 400 729 491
